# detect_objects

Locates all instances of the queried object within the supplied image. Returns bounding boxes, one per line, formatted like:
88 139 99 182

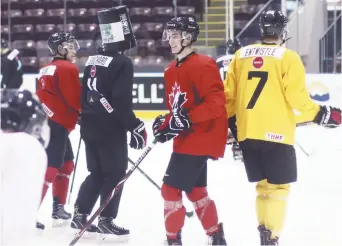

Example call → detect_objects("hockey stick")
69 139 158 246
68 136 82 204
128 158 194 218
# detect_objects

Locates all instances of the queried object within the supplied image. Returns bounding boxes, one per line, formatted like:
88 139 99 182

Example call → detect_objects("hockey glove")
129 119 147 149
313 105 341 128
152 114 166 132
153 109 191 143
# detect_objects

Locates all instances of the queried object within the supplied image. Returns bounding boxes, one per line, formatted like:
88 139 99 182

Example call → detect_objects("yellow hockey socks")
256 179 290 239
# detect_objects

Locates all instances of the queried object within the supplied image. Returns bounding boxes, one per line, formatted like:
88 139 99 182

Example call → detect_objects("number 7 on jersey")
246 71 268 109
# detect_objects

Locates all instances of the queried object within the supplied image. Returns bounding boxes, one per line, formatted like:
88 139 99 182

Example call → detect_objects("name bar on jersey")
239 47 285 59
85 55 113 67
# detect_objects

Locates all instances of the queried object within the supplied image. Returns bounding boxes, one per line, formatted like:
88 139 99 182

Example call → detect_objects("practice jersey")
164 53 227 159
224 43 320 145
0 132 47 245
36 58 81 130
216 54 234 81
80 52 138 143
0 49 23 89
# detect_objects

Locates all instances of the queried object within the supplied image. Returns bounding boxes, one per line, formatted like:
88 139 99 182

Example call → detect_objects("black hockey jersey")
1 49 23 89
80 51 138 143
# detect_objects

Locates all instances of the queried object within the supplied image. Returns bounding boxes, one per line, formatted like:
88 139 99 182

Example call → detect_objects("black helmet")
226 38 242 55
1 38 8 49
1 89 49 145
259 10 288 42
163 16 200 43
47 32 80 56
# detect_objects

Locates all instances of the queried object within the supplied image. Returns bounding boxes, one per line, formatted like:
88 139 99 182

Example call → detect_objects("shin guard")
186 187 219 235
161 184 186 239
53 161 74 204
41 166 59 204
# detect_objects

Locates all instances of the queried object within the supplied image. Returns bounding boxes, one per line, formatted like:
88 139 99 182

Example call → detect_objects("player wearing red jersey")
152 16 228 245
36 32 81 228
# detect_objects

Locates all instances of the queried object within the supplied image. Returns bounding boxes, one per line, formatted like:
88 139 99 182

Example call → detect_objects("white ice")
34 121 342 246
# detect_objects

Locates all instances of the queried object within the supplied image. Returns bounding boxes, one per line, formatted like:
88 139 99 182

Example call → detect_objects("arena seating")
1 0 265 73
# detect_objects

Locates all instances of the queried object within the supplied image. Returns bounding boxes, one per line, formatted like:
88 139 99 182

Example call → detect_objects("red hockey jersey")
36 58 81 130
164 53 228 159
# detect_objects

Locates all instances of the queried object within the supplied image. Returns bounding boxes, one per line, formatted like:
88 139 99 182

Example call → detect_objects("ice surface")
33 121 342 246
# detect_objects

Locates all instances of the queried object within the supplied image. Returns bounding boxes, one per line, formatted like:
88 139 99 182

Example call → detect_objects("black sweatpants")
75 136 128 218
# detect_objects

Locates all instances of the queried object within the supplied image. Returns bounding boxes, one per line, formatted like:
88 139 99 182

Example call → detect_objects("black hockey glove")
129 119 147 150
313 105 341 128
153 109 191 143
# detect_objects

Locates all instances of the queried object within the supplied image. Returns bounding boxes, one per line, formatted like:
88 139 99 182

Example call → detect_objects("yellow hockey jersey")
224 43 320 145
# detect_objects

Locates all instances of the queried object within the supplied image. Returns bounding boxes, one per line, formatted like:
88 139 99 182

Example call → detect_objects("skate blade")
36 228 44 237
52 218 71 227
99 233 130 243
70 227 98 240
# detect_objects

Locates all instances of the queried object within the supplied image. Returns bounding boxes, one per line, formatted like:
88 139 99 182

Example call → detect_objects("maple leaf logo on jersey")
169 83 187 111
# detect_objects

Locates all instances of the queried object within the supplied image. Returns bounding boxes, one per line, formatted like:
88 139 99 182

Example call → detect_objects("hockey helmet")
97 6 136 52
47 32 80 56
1 89 50 147
259 10 288 42
226 39 242 55
162 16 200 43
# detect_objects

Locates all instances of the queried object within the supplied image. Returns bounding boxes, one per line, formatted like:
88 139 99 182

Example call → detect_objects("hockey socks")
41 166 59 204
53 161 74 204
186 187 219 235
161 184 186 239
256 179 290 239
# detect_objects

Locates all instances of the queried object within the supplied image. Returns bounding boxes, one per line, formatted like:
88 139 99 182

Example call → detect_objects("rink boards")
2 73 342 119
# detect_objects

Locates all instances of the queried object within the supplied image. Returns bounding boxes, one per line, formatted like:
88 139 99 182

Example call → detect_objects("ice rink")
35 120 342 246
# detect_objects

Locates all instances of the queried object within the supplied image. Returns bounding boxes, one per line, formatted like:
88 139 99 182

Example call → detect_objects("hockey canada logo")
169 83 188 110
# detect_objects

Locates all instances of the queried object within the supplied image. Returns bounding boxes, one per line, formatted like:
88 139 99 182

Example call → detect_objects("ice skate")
97 216 130 242
36 221 45 230
258 225 279 246
165 231 182 245
52 197 72 227
232 143 243 161
206 223 227 245
70 212 98 239
36 221 45 236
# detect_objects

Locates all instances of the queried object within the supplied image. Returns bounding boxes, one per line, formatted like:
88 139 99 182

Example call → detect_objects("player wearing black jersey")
71 6 147 239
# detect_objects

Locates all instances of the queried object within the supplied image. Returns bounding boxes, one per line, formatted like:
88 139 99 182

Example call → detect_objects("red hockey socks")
41 166 59 204
186 186 219 235
161 184 186 239
52 161 74 204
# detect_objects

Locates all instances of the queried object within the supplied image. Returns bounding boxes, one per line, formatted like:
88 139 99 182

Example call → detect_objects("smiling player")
36 32 81 229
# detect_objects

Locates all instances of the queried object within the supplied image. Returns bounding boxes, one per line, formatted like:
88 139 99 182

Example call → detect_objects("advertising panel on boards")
1 73 341 118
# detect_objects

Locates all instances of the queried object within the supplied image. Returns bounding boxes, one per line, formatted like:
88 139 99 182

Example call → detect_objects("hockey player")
216 38 241 81
153 16 227 245
36 32 81 227
71 6 147 238
1 89 49 245
0 38 23 89
224 10 342 245
216 39 243 161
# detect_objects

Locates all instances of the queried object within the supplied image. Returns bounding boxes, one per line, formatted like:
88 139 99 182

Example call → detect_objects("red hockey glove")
152 109 191 143
129 119 147 149
313 105 341 128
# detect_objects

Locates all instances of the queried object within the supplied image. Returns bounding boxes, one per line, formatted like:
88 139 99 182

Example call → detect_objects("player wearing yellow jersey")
224 10 341 245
